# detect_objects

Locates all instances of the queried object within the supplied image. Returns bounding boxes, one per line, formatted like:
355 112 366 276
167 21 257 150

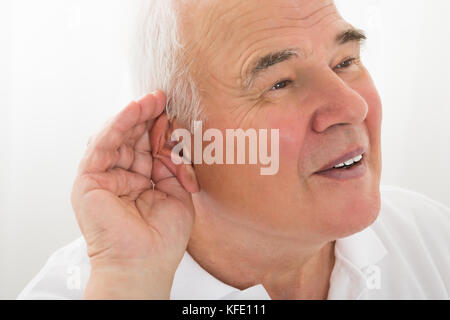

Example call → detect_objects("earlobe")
150 114 200 194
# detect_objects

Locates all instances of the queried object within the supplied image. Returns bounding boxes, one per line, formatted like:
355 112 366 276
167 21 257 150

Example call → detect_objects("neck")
188 196 336 300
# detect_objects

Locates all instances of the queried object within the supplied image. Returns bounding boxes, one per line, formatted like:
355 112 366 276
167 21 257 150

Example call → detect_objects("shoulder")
17 237 90 300
370 185 450 296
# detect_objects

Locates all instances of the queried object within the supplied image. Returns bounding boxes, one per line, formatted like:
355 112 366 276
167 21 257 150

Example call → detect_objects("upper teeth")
334 154 363 168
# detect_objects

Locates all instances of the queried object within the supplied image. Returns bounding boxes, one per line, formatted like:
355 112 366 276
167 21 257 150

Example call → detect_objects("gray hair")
129 0 202 131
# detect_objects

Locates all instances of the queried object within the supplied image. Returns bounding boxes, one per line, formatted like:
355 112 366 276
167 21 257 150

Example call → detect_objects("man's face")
183 0 382 242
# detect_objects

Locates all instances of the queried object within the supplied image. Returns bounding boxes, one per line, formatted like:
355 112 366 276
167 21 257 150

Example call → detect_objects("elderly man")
18 0 449 300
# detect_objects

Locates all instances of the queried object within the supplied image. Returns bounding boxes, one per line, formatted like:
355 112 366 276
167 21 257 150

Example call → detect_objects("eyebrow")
336 28 367 45
243 49 299 89
243 27 367 89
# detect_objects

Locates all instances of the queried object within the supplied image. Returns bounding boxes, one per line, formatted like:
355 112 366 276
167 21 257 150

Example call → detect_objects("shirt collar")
327 226 388 299
335 225 388 270
170 226 387 300
170 250 271 300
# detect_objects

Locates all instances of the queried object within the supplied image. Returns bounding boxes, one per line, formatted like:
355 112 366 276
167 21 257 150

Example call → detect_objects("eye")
271 80 292 91
334 57 359 71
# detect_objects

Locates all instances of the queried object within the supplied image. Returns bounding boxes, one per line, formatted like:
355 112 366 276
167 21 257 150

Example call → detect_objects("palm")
71 92 195 269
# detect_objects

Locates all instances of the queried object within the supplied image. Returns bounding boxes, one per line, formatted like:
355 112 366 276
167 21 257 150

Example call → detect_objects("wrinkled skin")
71 0 382 300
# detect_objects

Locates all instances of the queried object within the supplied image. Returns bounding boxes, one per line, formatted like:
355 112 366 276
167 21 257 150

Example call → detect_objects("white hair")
129 0 202 131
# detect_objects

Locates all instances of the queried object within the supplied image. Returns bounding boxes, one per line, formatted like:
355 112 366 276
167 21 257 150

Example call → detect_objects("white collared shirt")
17 186 450 300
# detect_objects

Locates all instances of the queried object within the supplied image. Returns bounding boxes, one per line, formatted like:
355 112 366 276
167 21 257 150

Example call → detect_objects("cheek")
264 107 310 177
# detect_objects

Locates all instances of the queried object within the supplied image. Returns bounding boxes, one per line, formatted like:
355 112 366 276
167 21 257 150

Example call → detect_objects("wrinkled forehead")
178 0 344 86
179 0 338 38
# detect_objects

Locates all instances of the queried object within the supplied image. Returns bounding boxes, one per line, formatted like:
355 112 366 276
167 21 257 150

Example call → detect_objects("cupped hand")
71 92 198 299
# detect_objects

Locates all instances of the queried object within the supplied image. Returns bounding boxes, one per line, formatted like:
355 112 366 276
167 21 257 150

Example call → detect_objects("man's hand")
71 92 197 299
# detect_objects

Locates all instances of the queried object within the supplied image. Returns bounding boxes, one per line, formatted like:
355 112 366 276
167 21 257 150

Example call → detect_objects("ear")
149 113 200 193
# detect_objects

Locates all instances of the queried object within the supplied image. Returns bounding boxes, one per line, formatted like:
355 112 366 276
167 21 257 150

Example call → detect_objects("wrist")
85 262 174 300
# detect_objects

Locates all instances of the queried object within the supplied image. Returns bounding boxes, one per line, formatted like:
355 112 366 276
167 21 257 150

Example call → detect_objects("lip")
315 157 367 180
315 146 368 174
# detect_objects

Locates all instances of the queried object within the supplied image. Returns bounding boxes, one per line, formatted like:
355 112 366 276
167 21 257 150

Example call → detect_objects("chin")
328 191 380 240
311 178 382 240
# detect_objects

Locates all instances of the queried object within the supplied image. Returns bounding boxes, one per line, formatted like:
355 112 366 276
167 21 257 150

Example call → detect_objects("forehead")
180 0 348 85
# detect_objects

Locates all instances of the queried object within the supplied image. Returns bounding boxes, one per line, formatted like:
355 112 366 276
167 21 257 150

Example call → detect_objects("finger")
152 157 176 184
130 150 153 179
71 168 152 212
115 145 153 179
153 174 195 219
114 121 148 170
128 123 153 178
98 92 165 151
114 121 154 178
153 150 199 193
151 155 190 203
78 92 166 175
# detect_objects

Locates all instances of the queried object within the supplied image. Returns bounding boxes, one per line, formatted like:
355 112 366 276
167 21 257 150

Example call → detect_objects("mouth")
314 147 368 181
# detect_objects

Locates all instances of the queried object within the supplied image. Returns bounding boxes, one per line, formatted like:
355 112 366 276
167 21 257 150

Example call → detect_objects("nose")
310 69 368 133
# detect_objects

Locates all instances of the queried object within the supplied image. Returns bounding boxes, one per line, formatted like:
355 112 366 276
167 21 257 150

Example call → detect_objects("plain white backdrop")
0 0 449 299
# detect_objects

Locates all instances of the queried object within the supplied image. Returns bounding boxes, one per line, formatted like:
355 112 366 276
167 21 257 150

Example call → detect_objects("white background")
1 0 449 299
